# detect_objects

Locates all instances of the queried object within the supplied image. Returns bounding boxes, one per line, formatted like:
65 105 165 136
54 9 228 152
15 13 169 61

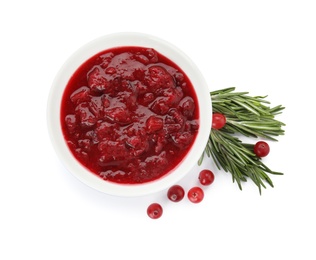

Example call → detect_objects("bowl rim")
47 32 212 197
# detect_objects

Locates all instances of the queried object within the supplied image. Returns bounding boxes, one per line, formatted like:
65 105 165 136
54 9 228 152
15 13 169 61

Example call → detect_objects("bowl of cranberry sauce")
47 32 212 196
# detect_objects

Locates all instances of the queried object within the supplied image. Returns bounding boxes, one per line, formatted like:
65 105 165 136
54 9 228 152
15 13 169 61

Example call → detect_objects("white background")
1 0 315 259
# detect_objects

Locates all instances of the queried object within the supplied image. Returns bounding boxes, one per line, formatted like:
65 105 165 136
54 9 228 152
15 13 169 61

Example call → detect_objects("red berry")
167 185 185 202
147 203 163 219
187 187 204 203
199 169 215 186
254 141 270 157
212 113 226 130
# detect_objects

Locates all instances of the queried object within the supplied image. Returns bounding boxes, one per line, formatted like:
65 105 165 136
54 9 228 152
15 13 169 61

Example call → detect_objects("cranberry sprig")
199 87 285 194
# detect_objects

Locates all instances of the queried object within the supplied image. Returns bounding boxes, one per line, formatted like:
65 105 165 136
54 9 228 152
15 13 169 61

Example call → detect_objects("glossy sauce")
61 47 199 184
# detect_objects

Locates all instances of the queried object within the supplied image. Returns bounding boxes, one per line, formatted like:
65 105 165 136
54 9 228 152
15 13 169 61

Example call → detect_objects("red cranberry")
199 170 215 186
254 141 270 157
187 187 204 203
147 203 163 219
167 185 185 202
212 113 226 130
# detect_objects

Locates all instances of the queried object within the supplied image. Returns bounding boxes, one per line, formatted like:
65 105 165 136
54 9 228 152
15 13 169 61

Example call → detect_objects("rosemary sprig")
211 87 285 141
199 87 285 193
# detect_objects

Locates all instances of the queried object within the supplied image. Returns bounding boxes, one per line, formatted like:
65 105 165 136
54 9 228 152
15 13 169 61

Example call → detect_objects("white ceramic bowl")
47 32 212 197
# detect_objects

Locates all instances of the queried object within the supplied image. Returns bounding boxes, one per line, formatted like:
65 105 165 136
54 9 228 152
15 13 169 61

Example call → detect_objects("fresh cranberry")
188 187 204 203
147 203 163 219
199 169 215 186
254 141 270 157
212 113 226 130
167 185 185 202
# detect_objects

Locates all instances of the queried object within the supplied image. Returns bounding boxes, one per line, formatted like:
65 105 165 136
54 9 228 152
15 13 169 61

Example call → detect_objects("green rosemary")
199 87 285 194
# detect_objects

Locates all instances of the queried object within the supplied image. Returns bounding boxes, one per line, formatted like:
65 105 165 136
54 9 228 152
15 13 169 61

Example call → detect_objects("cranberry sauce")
61 46 199 184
